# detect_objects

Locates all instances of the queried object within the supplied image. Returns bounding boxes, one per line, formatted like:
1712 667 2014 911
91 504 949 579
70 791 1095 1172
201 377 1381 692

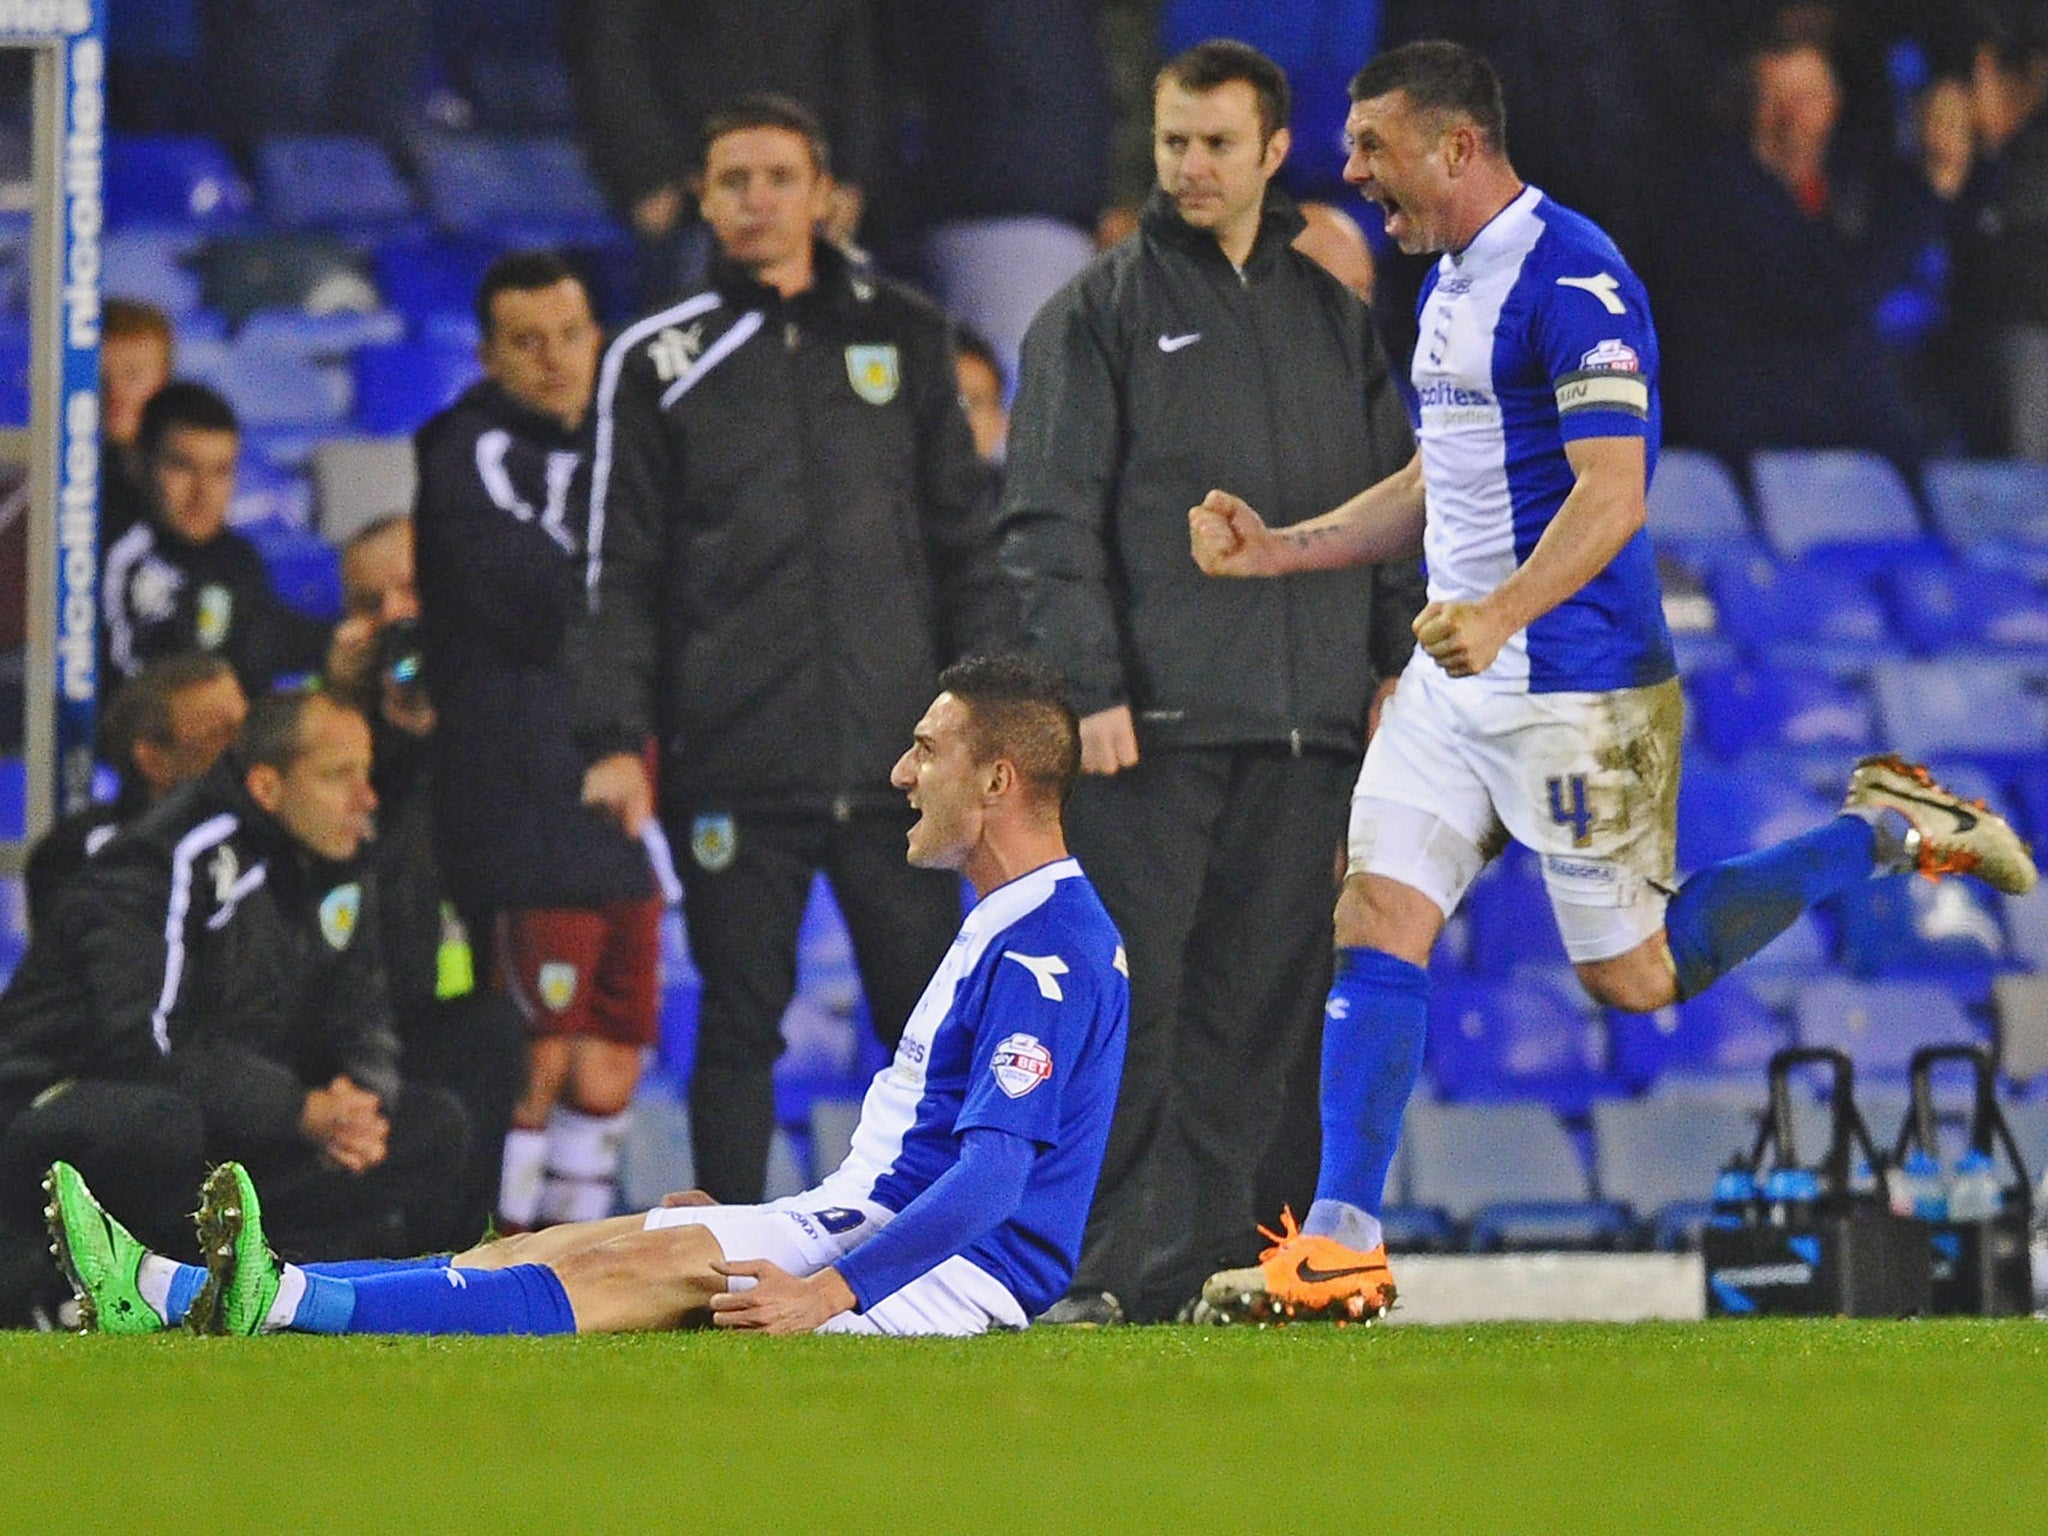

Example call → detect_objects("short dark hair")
1157 39 1292 143
137 380 237 461
937 654 1080 809
1350 40 1509 156
474 249 588 339
701 93 831 176
99 652 234 771
236 685 359 776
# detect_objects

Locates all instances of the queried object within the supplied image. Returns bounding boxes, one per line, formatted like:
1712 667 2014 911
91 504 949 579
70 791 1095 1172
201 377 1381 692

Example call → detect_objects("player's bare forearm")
1191 453 1425 577
1479 436 1646 636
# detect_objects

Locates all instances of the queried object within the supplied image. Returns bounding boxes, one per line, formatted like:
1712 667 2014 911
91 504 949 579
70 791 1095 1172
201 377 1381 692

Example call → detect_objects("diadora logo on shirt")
1580 338 1639 373
991 1033 1054 1099
1157 332 1201 353
1003 951 1069 1001
1556 273 1627 315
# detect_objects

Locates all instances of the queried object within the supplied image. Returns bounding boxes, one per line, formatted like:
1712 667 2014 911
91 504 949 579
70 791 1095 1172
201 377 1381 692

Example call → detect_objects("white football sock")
1303 1199 1385 1252
497 1127 549 1227
538 1106 629 1224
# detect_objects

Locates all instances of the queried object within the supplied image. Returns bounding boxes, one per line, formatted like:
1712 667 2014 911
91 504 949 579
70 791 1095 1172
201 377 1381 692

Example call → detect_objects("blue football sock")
300 1255 452 1281
316 1263 577 1336
1305 947 1430 1238
1665 814 1878 1000
164 1262 207 1327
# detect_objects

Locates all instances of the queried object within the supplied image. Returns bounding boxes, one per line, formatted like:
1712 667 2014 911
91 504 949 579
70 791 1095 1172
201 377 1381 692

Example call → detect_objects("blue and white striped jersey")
809 857 1128 1317
1411 185 1676 694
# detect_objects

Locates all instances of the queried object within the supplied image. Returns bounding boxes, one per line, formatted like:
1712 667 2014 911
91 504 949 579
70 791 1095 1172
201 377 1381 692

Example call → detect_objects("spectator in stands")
0 686 469 1265
98 299 174 549
413 252 660 1232
100 383 330 697
1928 2 2048 458
563 0 883 307
999 41 1422 1323
323 516 524 1248
1294 200 1376 302
23 654 246 937
576 96 1011 1205
953 325 1010 465
1651 28 1939 463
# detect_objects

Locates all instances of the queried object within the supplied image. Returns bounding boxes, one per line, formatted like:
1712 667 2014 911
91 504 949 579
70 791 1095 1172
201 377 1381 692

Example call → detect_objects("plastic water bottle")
1894 1149 1948 1222
1763 1166 1820 1227
1948 1149 2003 1222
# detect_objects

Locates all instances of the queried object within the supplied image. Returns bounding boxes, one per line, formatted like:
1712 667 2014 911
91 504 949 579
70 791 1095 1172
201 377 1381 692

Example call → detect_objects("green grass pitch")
3 1320 2044 1533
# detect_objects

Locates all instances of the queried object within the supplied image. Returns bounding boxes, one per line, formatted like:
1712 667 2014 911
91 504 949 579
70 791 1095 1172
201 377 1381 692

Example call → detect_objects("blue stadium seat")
1705 552 1893 657
180 341 352 430
228 456 313 530
1648 447 1752 549
103 227 206 316
106 133 254 227
0 321 27 428
1793 977 1988 1077
1674 760 1834 871
0 757 22 841
2011 761 2048 847
236 308 406 362
1685 662 1875 760
1748 449 1925 558
256 136 417 229
413 134 610 237
1591 1089 1763 1246
2001 889 2048 972
1923 458 2048 548
1427 975 1615 1113
1609 978 1791 1091
1830 871 2007 980
1871 655 2048 758
351 336 483 434
372 237 503 330
1400 1099 1628 1250
1461 851 1566 975
1888 560 2048 654
240 517 341 622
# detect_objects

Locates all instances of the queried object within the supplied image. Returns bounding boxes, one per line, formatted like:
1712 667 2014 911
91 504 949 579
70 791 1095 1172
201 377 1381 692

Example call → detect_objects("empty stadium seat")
236 309 406 362
1888 560 2048 654
372 238 503 330
1923 458 2048 548
1462 852 1567 974
103 227 206 316
180 339 353 429
240 517 341 621
1793 977 1988 1077
228 455 314 529
1685 662 1875 759
351 336 483 434
413 134 610 236
1427 975 1615 1112
1401 1099 1628 1250
255 136 417 228
1831 870 2008 980
2004 889 2048 972
106 133 254 226
1748 449 1924 558
1705 551 1893 658
1609 978 1792 1090
1674 760 1834 872
1592 1090 1762 1245
1648 446 1752 548
1871 655 2048 758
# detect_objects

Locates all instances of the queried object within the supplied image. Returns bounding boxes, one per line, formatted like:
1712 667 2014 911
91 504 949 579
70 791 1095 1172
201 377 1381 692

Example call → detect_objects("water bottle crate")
1922 1213 2032 1317
1704 1202 1932 1318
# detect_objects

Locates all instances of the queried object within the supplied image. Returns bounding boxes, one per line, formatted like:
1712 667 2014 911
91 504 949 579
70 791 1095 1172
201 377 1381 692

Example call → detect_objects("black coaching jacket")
414 380 653 915
0 760 400 1141
575 240 1012 815
999 186 1425 754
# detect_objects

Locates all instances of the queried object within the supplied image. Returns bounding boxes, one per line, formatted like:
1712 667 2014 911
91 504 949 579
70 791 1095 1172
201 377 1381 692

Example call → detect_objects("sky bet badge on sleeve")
319 883 362 950
690 813 737 873
845 344 900 405
991 1033 1053 1099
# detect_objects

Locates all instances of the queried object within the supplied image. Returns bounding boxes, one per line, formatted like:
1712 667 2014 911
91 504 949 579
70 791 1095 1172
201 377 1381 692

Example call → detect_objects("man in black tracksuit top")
577 98 1010 1203
999 43 1425 1321
0 691 469 1264
416 253 661 1232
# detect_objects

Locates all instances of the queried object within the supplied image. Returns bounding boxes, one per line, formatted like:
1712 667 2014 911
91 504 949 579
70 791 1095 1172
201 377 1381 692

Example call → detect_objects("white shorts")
642 1191 1028 1336
1347 652 1683 964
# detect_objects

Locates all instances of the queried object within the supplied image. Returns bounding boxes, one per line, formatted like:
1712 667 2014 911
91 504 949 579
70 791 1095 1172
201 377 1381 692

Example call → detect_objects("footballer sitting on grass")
46 656 1131 1339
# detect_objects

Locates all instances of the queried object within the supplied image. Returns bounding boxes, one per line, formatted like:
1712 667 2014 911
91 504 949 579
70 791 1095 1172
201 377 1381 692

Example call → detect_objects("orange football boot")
1194 1207 1395 1324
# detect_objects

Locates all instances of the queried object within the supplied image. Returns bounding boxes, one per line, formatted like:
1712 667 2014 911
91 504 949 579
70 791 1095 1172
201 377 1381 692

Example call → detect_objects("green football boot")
42 1161 163 1335
191 1162 282 1337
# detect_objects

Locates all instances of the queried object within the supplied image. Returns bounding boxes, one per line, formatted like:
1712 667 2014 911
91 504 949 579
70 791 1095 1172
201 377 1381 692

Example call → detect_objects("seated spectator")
1653 30 1940 463
326 514 523 1248
24 652 247 936
1929 3 2048 458
99 382 330 696
99 300 174 550
0 687 469 1263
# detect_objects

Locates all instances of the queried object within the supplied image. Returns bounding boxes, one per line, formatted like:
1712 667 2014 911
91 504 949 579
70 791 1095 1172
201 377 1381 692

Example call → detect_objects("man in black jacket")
578 97 1011 1204
416 252 660 1231
1000 40 1424 1322
98 383 331 696
0 688 468 1266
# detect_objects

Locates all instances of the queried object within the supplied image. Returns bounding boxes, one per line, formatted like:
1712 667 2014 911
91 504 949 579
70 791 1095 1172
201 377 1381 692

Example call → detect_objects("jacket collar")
188 756 362 898
707 237 877 320
1140 183 1308 277
454 379 585 448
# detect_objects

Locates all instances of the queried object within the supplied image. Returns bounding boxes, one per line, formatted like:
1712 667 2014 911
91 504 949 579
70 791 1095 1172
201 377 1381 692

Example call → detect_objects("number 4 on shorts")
1547 774 1593 847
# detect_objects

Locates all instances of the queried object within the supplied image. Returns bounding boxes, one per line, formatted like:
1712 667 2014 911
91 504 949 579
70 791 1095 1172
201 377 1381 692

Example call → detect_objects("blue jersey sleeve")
954 947 1085 1149
1531 249 1655 444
